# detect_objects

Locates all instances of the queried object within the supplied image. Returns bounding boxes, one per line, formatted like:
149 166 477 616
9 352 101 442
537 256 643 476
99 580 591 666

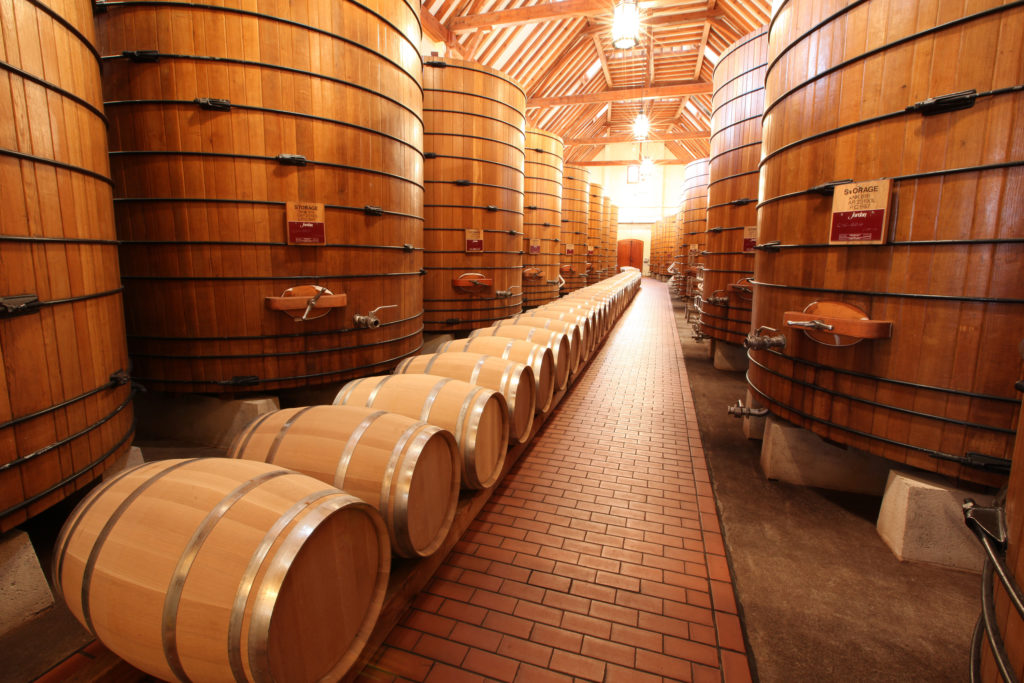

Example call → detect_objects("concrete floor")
671 294 982 682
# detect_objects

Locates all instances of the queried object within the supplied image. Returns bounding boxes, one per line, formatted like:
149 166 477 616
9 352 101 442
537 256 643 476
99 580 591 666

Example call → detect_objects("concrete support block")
103 446 144 479
743 389 767 441
421 334 455 355
877 471 991 572
0 530 53 637
713 341 748 372
134 393 280 449
760 416 890 495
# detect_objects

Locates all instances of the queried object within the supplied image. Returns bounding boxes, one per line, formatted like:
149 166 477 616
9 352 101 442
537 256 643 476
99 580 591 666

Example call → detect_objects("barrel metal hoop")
229 488 340 682
264 407 316 465
423 353 442 374
366 375 395 408
0 59 106 122
333 411 389 488
381 422 426 554
26 0 102 62
423 87 525 119
420 378 454 422
426 60 527 99
164 470 290 682
469 355 489 386
712 29 768 78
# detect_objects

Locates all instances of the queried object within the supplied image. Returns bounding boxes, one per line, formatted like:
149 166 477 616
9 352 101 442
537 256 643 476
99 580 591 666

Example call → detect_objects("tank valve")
497 285 522 298
728 400 768 418
706 291 729 307
354 304 397 329
691 323 707 342
745 326 787 350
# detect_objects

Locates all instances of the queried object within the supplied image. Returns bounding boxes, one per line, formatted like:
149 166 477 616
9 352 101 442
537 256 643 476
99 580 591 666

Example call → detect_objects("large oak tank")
522 128 564 306
750 0 1024 483
99 0 425 393
422 58 526 331
560 165 590 293
0 0 135 531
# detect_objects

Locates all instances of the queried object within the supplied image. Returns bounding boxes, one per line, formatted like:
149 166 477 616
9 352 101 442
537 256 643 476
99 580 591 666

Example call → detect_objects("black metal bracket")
216 375 260 387
424 59 447 68
276 154 307 166
122 50 160 63
906 89 978 116
754 241 782 251
929 450 1012 475
486 205 498 212
728 198 756 206
402 243 415 252
810 179 853 196
364 205 384 216
0 294 41 317
455 179 471 186
194 97 231 112
424 152 437 159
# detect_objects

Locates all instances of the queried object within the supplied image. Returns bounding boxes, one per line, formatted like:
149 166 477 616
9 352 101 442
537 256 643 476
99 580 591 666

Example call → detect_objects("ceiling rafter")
450 2 723 33
564 130 711 145
528 81 713 108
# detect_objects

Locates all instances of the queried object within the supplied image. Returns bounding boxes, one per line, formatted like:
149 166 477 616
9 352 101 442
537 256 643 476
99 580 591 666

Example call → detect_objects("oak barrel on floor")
422 58 526 332
0 0 135 531
53 458 389 682
561 165 590 293
523 128 564 306
700 28 767 346
230 405 459 558
98 0 425 393
751 0 1024 483
438 337 555 414
334 373 509 489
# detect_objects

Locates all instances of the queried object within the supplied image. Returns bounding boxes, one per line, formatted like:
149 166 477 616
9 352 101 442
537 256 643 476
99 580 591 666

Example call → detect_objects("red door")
618 239 644 271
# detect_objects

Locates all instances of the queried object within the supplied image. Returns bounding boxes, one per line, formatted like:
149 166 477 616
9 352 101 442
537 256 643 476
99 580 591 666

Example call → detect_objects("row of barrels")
52 269 641 682
0 0 623 532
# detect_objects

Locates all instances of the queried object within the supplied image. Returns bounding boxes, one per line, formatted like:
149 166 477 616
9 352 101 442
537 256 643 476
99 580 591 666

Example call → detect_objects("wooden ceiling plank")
450 2 723 32
528 80 712 108
422 5 466 57
564 130 710 145
692 20 711 78
592 34 612 88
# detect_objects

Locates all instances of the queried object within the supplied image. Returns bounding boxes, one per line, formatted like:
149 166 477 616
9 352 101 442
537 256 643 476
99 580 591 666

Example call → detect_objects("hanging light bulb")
639 155 655 180
632 112 650 139
611 0 641 50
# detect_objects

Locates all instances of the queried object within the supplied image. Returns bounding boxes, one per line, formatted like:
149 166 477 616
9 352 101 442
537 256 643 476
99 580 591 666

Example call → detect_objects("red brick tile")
542 589 590 615
611 623 663 652
553 561 596 582
471 589 518 614
414 593 445 613
715 611 745 653
429 578 476 602
462 648 519 682
595 570 640 592
450 552 493 573
614 589 663 615
438 599 488 625
483 611 534 639
512 663 573 683
638 612 690 640
497 635 553 667
529 571 572 592
549 650 606 682
721 649 753 683
577 554 620 573
450 622 503 652
459 569 505 592
529 623 584 652
569 580 617 603
589 600 639 627
512 553 557 573
373 647 434 681
538 546 580 564
561 611 612 640
513 598 564 627
385 625 422 650
500 578 546 603
635 649 694 681
412 633 468 666
502 538 542 555
710 579 738 614
580 635 635 667
424 663 485 683
664 636 720 667
605 663 661 683
686 590 713 609
406 610 457 638
689 622 717 646
619 561 664 582
693 663 721 683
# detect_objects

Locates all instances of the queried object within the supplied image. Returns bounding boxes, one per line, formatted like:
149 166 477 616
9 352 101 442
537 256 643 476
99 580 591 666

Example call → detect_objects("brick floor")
358 279 751 683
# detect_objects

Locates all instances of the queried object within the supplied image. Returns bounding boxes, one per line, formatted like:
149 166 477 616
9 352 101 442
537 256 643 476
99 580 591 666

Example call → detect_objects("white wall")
588 142 685 224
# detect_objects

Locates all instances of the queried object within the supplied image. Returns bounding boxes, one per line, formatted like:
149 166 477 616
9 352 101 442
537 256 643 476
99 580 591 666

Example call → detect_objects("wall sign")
742 226 757 252
829 179 891 245
465 228 483 252
565 244 575 256
587 244 595 256
286 202 326 245
528 239 541 255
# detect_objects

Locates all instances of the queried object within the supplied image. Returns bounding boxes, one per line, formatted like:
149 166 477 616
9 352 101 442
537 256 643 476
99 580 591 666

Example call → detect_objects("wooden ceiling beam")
592 34 612 88
692 20 711 78
572 159 690 166
449 2 722 33
422 6 465 57
565 130 710 145
528 81 712 108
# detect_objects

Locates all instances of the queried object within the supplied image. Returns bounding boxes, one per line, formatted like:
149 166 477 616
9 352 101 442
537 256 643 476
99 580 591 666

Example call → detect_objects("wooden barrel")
423 57 526 332
561 165 590 293
752 0 1024 484
0 0 135 532
335 374 509 489
523 128 564 306
53 458 389 682
98 0 424 393
700 29 767 347
542 303 607 341
681 159 710 299
395 352 536 443
229 405 459 558
501 315 585 370
469 326 571 392
525 309 596 355
587 183 604 281
439 337 555 413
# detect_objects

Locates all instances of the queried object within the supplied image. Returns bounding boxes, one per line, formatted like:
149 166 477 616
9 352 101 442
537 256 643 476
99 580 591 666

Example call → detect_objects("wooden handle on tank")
265 293 348 312
783 311 892 340
452 274 493 288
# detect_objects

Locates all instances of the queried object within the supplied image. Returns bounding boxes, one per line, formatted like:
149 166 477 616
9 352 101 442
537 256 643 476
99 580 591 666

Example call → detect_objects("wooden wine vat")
561 165 590 293
53 458 389 682
587 183 604 281
395 352 536 443
98 0 424 393
0 0 135 531
468 326 571 392
334 374 509 489
438 337 555 413
700 29 767 346
600 196 614 281
229 405 459 558
523 128 564 306
681 158 710 274
751 0 1024 483
650 218 666 278
608 205 620 276
422 58 526 331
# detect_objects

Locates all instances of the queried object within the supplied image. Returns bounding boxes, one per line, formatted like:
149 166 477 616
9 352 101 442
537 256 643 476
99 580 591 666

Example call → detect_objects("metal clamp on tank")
744 326 786 350
496 285 522 299
727 399 768 418
691 322 707 342
705 290 729 307
353 304 397 329
452 272 494 290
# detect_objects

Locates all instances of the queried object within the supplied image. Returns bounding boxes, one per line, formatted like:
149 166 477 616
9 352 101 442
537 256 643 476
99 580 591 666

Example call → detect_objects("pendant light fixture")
632 112 650 139
611 0 641 50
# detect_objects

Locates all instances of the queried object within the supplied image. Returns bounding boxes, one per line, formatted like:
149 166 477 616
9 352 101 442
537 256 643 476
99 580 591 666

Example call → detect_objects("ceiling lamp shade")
611 0 641 50
632 113 650 139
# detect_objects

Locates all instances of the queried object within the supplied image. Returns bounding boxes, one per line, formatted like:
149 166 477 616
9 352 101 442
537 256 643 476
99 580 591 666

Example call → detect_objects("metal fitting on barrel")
497 285 522 298
744 326 786 350
705 290 729 307
353 304 397 329
727 399 769 418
